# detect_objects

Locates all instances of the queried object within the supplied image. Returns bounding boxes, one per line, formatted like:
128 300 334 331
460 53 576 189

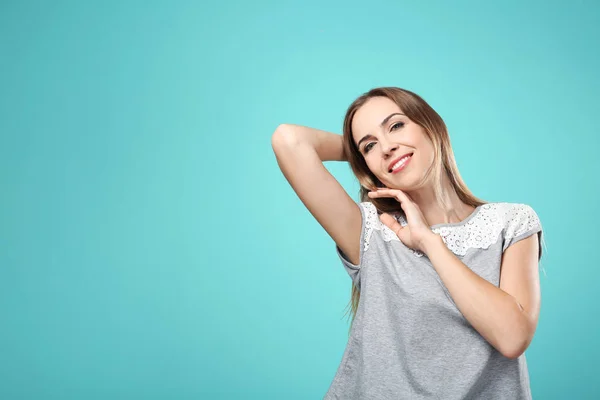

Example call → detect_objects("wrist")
420 232 445 255
340 136 348 162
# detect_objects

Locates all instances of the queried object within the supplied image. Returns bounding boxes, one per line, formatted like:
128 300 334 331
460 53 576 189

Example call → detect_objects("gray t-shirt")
324 201 543 400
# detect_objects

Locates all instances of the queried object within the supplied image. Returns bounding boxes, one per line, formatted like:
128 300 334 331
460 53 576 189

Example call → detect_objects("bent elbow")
271 124 298 149
500 336 531 360
501 347 524 360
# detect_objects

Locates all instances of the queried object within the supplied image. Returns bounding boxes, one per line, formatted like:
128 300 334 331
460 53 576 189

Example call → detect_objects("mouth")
388 152 414 174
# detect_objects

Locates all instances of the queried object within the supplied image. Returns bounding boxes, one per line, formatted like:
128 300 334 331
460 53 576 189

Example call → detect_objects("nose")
381 140 399 158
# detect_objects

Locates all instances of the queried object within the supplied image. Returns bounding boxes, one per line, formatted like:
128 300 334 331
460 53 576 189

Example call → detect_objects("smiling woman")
271 86 543 399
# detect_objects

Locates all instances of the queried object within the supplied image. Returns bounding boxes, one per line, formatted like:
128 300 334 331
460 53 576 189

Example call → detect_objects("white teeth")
391 155 411 171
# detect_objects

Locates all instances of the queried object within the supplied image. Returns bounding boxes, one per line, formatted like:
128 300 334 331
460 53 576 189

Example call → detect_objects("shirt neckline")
429 203 487 229
397 203 490 229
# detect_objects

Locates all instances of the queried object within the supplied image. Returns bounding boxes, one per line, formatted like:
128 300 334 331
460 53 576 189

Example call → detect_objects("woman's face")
351 96 435 190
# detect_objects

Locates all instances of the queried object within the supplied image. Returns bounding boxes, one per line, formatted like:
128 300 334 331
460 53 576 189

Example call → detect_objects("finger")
369 189 414 216
368 190 393 198
379 213 404 236
370 188 399 197
381 189 421 223
372 189 412 208
389 188 411 204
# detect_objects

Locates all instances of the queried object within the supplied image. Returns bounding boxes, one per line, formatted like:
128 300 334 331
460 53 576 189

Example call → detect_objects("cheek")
414 149 436 175
365 158 378 174
421 143 436 163
365 157 385 179
413 136 434 161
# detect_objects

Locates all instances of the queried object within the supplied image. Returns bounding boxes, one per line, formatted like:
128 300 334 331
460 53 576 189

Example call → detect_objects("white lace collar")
361 202 540 257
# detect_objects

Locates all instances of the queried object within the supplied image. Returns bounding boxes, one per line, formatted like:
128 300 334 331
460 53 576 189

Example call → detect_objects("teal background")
1 0 598 398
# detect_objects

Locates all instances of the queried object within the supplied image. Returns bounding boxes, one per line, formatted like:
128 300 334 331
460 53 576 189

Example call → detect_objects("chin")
381 173 418 191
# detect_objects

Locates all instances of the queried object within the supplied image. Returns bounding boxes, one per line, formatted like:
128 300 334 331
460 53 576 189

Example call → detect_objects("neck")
405 174 475 227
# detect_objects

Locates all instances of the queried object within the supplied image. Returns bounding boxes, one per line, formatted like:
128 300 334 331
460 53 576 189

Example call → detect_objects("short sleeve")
502 204 543 259
335 202 377 290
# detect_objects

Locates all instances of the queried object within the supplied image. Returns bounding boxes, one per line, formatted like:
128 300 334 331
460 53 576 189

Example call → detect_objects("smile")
389 154 412 174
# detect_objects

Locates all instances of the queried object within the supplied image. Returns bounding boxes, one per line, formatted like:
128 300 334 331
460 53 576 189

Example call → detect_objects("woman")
271 87 543 399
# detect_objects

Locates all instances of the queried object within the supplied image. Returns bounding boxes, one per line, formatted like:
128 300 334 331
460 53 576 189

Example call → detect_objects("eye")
364 142 375 153
391 121 405 130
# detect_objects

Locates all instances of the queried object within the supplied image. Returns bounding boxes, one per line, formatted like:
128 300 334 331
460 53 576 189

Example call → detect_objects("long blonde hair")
341 87 488 332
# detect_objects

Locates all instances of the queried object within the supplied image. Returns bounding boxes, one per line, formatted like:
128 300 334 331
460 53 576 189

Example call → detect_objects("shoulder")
358 201 387 213
356 201 382 233
356 201 402 229
482 202 542 231
356 201 403 251
484 202 543 254
428 202 542 257
357 201 378 215
356 201 380 229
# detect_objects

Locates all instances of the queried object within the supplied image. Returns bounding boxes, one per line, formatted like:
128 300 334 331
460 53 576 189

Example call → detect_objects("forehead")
351 96 403 143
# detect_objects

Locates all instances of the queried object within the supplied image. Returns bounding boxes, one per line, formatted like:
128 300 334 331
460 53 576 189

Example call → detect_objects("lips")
388 153 414 173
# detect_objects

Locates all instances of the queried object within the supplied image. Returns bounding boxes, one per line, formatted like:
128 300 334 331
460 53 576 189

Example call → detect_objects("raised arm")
271 124 362 265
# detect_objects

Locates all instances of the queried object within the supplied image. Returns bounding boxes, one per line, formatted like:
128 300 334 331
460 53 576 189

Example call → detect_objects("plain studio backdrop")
1 0 599 399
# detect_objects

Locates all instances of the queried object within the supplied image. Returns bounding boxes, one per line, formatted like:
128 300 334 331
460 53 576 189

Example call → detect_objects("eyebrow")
356 113 405 149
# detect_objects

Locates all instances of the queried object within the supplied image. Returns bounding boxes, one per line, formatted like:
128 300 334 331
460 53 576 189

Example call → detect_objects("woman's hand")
367 188 438 252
